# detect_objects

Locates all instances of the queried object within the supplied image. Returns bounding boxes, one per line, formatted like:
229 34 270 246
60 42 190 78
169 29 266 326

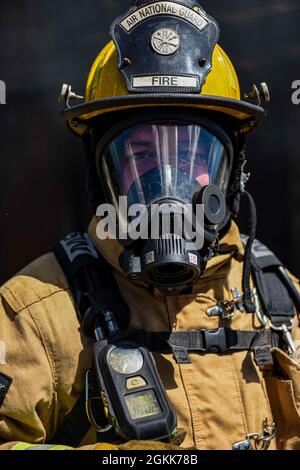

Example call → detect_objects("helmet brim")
62 93 267 137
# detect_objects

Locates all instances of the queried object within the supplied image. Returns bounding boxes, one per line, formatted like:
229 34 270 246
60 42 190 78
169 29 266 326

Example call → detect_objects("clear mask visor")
99 122 231 211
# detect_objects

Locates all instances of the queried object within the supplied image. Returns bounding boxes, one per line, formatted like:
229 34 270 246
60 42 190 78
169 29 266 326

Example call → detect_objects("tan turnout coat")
0 218 300 450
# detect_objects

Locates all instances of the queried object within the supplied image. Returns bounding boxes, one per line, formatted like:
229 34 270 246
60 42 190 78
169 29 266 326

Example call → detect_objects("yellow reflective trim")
48 445 73 450
11 442 34 450
11 442 73 450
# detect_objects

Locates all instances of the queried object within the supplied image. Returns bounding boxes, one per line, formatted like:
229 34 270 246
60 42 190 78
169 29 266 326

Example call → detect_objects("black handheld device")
88 309 177 442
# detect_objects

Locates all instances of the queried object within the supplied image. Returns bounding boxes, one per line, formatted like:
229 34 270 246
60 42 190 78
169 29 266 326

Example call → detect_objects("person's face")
122 124 210 194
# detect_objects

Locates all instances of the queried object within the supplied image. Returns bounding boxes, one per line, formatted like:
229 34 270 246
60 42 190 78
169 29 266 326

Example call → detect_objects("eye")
132 151 154 161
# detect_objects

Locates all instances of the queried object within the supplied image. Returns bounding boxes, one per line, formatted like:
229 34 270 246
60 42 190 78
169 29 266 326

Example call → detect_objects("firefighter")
0 0 300 451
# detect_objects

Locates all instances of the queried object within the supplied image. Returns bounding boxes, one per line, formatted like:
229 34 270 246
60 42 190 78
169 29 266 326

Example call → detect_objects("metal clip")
252 288 268 328
233 419 276 451
270 320 296 356
254 418 277 451
232 287 245 312
206 304 223 318
85 370 112 434
282 323 297 356
207 288 244 320
207 301 236 320
232 438 252 451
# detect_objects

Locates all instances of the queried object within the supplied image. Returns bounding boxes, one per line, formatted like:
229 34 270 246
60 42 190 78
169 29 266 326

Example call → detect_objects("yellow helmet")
62 1 267 137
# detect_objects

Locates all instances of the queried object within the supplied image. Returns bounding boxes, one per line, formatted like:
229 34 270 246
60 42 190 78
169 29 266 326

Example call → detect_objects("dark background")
0 0 300 283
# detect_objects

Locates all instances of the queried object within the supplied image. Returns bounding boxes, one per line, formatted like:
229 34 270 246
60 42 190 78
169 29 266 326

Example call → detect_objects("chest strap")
127 328 283 367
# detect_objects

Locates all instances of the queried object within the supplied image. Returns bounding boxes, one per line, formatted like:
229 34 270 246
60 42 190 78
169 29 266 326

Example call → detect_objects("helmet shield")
97 121 231 211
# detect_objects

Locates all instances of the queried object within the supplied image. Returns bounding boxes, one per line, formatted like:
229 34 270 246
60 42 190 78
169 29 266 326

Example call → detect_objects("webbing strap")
54 232 129 332
255 269 294 325
241 236 300 325
127 328 282 365
52 232 129 447
128 328 281 353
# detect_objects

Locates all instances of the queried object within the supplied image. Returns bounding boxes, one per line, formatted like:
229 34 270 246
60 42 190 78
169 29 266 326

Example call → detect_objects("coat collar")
87 216 244 285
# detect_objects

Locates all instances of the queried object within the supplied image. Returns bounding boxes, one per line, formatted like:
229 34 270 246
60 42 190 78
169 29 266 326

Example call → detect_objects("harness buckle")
203 327 227 353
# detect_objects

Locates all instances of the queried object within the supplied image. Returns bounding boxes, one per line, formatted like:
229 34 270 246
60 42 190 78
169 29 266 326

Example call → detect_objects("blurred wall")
0 0 300 283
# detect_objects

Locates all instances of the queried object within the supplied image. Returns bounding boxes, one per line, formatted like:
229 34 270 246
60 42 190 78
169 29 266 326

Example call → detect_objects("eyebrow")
129 141 154 146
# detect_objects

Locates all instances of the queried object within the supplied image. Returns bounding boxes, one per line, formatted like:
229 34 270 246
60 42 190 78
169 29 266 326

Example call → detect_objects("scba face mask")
95 114 233 292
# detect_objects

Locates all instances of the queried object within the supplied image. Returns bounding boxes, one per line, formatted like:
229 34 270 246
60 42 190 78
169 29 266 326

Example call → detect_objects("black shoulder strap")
51 232 127 447
241 235 300 327
54 232 129 332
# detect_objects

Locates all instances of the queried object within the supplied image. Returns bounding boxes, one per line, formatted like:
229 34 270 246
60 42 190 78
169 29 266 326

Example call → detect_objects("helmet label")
111 0 219 94
120 2 208 33
132 74 198 89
